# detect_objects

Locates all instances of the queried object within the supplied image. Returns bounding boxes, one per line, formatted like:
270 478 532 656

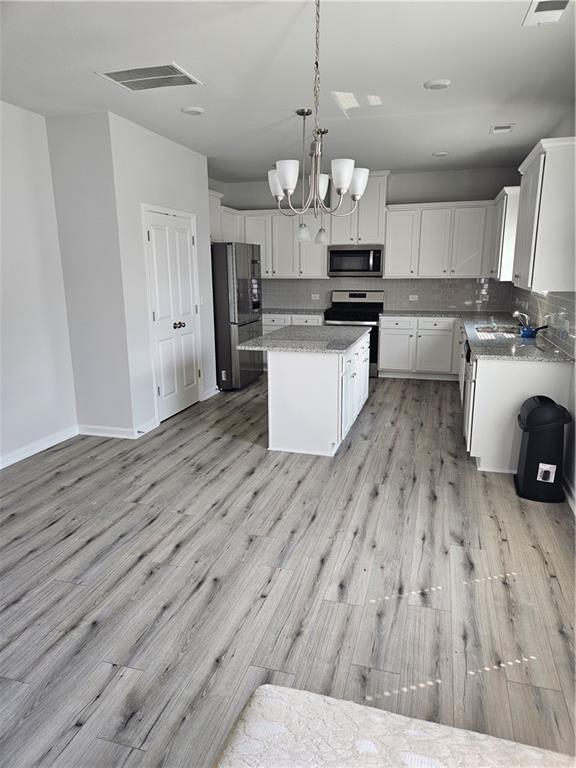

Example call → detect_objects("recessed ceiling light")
490 123 515 134
423 79 452 90
432 151 449 157
181 106 205 116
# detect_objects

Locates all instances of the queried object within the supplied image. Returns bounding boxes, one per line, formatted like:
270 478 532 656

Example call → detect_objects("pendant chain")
314 0 321 133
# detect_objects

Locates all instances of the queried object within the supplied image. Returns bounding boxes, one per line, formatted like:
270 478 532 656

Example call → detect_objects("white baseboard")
0 425 79 469
200 386 220 401
135 418 158 436
378 371 458 381
78 424 139 439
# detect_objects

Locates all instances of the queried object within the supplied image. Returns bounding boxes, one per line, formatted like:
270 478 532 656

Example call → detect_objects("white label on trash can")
537 463 556 483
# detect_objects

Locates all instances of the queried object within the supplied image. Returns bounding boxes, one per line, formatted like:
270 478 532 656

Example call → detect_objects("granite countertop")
378 310 573 363
237 325 370 354
262 308 325 315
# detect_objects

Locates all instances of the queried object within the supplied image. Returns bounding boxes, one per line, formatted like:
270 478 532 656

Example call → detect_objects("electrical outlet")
311 293 320 300
409 294 419 301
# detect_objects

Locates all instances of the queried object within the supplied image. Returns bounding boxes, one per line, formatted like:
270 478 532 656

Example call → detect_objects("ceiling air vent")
523 0 570 26
490 123 515 135
97 63 202 91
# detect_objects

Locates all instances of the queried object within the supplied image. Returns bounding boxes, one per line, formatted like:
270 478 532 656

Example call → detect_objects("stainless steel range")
324 290 383 377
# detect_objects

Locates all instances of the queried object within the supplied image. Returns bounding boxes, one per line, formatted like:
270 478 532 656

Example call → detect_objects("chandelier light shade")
267 0 369 230
350 168 370 199
267 169 284 200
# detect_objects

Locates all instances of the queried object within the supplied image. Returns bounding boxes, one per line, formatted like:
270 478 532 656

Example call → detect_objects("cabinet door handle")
514 273 520 279
443 269 447 273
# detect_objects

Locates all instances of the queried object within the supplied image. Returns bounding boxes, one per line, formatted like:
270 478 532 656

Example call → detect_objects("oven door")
328 247 383 277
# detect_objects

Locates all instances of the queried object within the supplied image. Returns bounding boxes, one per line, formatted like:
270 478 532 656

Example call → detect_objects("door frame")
141 203 203 427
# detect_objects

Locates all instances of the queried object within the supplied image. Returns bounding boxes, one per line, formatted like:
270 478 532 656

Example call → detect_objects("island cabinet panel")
266 332 370 456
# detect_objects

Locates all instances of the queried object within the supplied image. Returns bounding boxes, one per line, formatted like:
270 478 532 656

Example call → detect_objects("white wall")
108 113 217 430
0 102 77 466
47 113 134 433
215 166 521 209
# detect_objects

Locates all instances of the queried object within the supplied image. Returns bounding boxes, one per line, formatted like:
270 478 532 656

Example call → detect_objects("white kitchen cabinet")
378 328 416 371
513 138 575 293
271 215 298 277
513 154 544 290
484 187 519 281
208 190 224 242
465 357 572 472
384 209 420 277
330 173 388 245
298 213 328 278
291 314 323 326
221 207 244 242
418 208 452 277
341 335 370 438
379 316 456 377
450 207 486 277
245 214 273 277
415 329 453 373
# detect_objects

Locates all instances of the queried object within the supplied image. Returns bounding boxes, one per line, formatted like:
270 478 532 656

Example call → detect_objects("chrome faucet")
513 311 530 327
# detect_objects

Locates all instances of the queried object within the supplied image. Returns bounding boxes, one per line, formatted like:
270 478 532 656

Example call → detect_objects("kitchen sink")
475 325 520 340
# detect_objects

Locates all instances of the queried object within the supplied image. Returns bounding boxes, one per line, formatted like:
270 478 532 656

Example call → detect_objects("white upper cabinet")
330 173 388 245
208 190 224 242
245 214 273 277
221 207 244 242
513 138 574 293
418 208 453 277
330 210 354 245
271 215 298 277
484 187 519 281
356 177 386 243
450 206 486 277
384 209 420 277
298 212 328 278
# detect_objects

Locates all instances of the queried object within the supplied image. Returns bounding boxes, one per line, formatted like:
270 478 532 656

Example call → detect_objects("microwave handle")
369 251 374 271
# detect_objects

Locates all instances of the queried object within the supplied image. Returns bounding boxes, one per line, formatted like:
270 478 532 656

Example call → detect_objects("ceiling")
1 1 574 181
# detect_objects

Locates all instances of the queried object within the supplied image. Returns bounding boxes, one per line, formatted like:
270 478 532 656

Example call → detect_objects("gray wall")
211 166 521 210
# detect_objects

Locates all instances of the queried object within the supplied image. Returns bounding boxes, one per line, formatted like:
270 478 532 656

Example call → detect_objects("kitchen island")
238 325 370 456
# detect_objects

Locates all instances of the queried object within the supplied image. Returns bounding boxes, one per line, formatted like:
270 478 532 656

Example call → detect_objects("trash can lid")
518 395 573 432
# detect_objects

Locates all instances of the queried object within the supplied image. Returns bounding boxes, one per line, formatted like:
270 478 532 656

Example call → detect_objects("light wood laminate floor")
0 378 574 767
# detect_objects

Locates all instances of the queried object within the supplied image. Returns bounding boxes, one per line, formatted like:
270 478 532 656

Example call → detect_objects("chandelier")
267 0 370 245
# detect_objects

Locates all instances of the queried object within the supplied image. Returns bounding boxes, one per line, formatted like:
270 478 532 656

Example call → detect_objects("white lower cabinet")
415 329 453 373
379 317 456 376
341 336 370 439
464 358 572 473
378 329 415 371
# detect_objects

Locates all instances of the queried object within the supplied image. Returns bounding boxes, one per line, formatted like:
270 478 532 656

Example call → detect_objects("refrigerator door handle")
227 245 238 325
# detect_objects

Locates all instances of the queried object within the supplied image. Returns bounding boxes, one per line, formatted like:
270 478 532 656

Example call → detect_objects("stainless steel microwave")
328 245 383 277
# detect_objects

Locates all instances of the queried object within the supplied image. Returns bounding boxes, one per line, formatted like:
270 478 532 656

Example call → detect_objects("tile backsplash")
512 287 575 357
263 278 512 313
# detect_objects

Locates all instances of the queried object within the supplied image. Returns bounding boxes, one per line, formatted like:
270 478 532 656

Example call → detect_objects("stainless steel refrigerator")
211 242 264 390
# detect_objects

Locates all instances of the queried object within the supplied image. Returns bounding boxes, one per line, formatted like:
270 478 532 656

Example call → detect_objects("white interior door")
146 211 200 421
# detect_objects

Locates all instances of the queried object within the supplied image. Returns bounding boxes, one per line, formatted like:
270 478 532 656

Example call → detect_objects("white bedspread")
216 685 573 768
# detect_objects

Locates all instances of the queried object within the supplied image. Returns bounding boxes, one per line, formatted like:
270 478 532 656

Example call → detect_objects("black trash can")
514 396 572 503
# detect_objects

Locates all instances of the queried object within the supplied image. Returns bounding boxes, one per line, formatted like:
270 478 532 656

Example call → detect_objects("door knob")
181 322 186 328
173 322 178 329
